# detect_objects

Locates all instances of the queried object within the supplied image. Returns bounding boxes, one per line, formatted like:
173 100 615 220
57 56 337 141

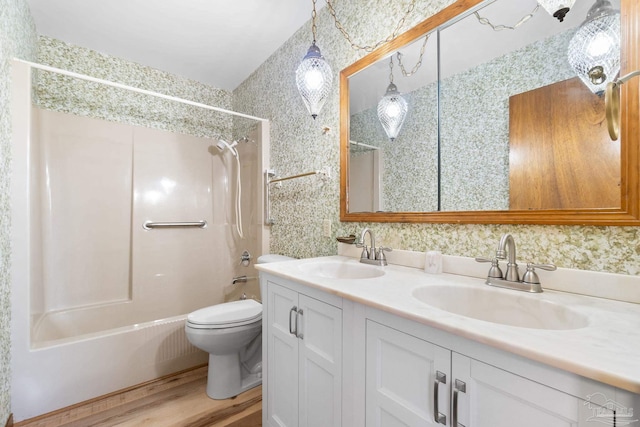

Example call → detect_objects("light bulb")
304 67 324 91
296 43 333 119
385 102 402 118
377 82 408 142
587 32 614 56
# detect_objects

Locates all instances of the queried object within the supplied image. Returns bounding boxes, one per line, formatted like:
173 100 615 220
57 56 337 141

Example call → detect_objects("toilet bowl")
185 299 262 399
185 254 294 399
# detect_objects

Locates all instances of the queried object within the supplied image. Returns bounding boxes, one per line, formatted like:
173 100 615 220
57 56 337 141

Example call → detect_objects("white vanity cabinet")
364 316 615 427
366 320 451 426
262 276 343 427
450 353 612 427
258 257 640 427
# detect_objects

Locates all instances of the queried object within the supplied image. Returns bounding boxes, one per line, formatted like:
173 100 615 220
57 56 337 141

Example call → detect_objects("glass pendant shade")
296 43 333 119
538 0 576 22
568 0 620 95
377 82 408 142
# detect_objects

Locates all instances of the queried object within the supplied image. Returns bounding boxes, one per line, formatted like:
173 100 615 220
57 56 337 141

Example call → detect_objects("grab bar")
143 220 207 230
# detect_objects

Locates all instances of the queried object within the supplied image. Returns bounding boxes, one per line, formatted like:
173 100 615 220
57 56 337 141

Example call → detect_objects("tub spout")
232 275 248 285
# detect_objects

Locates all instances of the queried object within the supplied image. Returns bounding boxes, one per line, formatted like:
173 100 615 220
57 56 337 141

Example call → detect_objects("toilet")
185 254 294 399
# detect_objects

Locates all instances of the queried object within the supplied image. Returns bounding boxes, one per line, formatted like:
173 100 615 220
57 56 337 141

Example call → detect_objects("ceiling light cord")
474 4 540 31
311 0 318 43
325 0 418 52
396 33 430 77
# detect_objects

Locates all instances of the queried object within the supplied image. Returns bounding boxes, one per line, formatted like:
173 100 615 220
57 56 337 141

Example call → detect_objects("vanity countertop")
256 255 640 394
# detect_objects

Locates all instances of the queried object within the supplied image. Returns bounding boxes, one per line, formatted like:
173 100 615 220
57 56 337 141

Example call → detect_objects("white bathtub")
10 62 270 421
13 311 207 420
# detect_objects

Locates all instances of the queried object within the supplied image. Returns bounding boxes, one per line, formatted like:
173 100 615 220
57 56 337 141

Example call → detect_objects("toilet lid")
187 299 262 328
257 254 295 264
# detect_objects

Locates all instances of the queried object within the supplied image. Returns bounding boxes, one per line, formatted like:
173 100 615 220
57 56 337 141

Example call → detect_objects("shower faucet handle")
240 250 251 266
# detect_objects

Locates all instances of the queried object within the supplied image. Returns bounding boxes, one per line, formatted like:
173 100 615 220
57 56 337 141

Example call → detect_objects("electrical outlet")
323 219 332 237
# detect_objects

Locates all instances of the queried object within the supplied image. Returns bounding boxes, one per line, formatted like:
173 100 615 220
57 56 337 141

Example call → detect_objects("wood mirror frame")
340 0 640 225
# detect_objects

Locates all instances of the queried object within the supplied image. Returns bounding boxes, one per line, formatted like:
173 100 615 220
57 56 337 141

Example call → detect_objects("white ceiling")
26 0 317 91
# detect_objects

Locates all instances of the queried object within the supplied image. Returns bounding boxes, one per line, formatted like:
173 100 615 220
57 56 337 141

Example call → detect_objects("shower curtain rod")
264 168 329 225
349 140 379 150
14 59 268 122
267 170 326 184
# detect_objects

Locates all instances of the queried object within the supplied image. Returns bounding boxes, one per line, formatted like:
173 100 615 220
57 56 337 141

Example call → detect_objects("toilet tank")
257 254 295 264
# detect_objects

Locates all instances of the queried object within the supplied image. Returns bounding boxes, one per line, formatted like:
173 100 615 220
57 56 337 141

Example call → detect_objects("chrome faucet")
475 233 556 293
357 227 392 266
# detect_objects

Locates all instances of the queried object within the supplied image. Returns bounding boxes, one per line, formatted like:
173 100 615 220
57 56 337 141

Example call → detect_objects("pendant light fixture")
377 57 408 142
537 0 576 22
568 0 620 95
296 0 333 119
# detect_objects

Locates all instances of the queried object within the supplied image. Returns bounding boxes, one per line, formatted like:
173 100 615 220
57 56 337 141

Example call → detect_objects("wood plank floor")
15 366 262 427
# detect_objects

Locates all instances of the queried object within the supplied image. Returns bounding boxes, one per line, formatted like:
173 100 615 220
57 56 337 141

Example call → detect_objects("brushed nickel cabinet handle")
434 370 447 425
296 309 304 339
289 306 298 336
452 379 467 427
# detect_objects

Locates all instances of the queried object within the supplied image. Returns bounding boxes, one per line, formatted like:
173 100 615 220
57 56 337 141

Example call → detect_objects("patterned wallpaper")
233 0 640 275
350 86 439 212
37 36 233 140
0 0 37 423
441 30 576 211
350 29 576 212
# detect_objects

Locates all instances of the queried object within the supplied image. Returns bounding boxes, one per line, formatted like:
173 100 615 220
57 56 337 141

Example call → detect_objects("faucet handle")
376 247 392 260
355 238 369 259
522 262 557 284
359 245 369 260
528 262 557 271
475 257 504 279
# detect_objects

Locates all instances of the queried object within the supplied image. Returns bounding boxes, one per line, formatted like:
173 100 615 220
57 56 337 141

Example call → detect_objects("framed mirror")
340 0 640 225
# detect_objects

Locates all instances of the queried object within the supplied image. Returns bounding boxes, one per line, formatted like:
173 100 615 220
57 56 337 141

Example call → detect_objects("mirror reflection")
347 0 621 214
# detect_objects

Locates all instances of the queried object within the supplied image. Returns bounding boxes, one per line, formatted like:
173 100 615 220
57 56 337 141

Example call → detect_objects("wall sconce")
568 0 620 95
377 57 408 142
296 0 333 119
605 71 640 141
538 0 576 22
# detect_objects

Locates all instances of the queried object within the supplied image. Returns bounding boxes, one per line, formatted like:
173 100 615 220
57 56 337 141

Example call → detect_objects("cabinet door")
266 283 299 427
366 320 451 427
298 294 343 427
451 353 614 427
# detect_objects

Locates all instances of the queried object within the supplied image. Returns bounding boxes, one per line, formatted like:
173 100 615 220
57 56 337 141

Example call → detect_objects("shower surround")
10 48 268 420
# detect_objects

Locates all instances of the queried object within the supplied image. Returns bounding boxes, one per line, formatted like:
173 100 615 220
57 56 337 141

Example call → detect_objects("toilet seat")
187 299 262 329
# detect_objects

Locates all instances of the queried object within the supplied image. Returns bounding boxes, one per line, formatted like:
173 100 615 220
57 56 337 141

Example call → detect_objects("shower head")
216 139 238 157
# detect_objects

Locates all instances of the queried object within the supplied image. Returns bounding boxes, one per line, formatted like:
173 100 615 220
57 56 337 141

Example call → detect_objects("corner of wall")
0 0 38 423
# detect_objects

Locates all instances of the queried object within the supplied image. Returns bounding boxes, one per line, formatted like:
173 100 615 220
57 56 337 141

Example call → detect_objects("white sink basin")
299 261 385 279
412 285 589 330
